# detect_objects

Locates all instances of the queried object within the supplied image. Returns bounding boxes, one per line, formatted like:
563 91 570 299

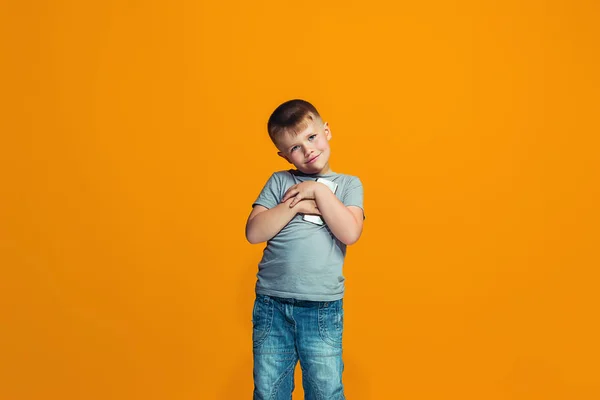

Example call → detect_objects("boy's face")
275 119 332 175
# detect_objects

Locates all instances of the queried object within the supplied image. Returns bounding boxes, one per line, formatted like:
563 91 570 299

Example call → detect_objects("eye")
308 134 317 141
291 145 300 152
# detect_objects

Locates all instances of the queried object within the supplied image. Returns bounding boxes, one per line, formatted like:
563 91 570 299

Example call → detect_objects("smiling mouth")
307 154 320 164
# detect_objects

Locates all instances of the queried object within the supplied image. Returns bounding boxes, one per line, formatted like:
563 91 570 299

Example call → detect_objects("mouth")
307 154 320 164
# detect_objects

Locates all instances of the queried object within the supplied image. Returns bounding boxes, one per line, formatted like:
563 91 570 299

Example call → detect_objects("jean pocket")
318 300 343 348
252 295 274 347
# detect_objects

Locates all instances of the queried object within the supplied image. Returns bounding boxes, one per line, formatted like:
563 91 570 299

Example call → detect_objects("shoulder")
333 173 363 186
269 170 296 182
260 170 295 187
273 170 295 178
332 174 363 201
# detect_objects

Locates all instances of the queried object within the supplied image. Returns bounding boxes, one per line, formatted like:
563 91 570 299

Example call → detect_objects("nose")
304 146 314 158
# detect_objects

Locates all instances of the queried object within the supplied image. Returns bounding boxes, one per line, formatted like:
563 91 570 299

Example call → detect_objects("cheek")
317 138 330 151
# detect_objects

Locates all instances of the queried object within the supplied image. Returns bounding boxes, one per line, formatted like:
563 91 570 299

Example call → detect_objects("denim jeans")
252 294 345 400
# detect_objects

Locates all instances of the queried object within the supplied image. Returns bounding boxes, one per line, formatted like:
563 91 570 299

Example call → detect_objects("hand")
293 199 321 216
282 181 323 207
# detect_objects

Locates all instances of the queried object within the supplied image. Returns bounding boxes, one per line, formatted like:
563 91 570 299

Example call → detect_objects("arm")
280 180 364 245
245 200 295 244
245 199 320 244
312 185 364 245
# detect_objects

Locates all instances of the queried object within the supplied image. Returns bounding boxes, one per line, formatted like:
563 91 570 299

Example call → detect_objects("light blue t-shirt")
252 169 364 301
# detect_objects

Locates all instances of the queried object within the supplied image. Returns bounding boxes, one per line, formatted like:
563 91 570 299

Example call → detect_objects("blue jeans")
252 294 346 400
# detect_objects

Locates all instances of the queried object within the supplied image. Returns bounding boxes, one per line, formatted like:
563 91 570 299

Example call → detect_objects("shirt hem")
255 288 344 302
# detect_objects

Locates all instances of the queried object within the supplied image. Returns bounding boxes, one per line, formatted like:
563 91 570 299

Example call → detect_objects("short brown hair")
267 99 322 142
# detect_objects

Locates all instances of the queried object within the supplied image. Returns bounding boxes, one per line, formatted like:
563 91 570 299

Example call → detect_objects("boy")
246 99 364 400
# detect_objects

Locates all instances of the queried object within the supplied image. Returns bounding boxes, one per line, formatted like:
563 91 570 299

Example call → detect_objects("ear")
323 122 332 140
278 151 292 164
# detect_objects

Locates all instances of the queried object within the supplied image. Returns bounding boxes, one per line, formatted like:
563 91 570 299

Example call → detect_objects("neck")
318 165 332 175
297 164 332 176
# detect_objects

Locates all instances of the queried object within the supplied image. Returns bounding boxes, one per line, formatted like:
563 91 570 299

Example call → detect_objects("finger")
290 195 302 207
285 191 299 203
285 184 298 193
282 189 298 203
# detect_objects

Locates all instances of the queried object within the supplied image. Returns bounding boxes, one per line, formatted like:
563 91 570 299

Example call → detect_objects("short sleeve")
252 173 281 209
341 176 364 210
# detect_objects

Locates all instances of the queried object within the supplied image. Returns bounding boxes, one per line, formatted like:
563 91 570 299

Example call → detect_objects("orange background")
1 1 599 399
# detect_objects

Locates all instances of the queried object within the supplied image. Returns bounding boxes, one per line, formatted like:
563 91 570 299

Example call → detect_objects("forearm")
314 186 363 245
245 199 297 244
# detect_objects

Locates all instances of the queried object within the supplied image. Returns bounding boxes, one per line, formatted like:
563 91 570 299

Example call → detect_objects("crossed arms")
245 181 364 246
